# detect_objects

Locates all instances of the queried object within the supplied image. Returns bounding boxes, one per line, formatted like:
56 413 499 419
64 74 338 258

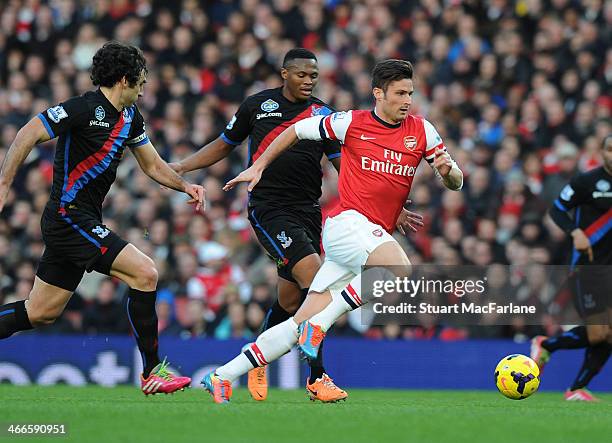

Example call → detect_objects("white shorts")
310 210 397 293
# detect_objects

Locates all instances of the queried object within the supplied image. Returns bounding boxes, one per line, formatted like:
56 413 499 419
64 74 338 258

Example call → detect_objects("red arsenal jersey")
295 109 456 233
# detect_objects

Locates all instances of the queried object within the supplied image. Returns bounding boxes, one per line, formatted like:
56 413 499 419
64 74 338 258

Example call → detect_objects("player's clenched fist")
433 148 453 177
571 228 593 262
184 183 206 212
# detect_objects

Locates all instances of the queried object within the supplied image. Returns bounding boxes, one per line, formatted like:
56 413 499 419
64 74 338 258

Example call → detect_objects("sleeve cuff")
129 136 150 148
327 152 341 160
221 132 241 146
37 113 55 139
554 199 569 212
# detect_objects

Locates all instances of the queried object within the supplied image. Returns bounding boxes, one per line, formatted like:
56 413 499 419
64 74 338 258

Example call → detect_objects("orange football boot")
306 373 348 403
248 366 268 401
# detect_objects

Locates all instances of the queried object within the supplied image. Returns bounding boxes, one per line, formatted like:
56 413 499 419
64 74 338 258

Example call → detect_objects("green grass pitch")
0 386 610 443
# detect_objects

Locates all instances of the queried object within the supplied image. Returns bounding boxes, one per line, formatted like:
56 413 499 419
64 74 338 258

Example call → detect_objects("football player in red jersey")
201 59 463 403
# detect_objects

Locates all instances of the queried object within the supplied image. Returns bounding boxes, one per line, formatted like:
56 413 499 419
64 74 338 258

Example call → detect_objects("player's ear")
373 87 384 101
280 68 288 80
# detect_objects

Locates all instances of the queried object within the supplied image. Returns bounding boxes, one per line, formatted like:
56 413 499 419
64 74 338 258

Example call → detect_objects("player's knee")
291 255 320 289
587 327 608 345
366 242 412 278
392 263 412 279
133 259 158 291
27 306 60 327
279 295 300 314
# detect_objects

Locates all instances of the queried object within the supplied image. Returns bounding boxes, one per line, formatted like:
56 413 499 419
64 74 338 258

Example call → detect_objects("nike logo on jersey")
360 134 376 140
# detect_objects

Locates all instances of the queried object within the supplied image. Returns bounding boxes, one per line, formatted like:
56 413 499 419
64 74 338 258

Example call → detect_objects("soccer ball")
494 354 540 400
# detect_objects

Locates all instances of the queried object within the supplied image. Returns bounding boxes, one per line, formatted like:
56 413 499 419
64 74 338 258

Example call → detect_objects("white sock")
310 275 364 331
216 318 299 382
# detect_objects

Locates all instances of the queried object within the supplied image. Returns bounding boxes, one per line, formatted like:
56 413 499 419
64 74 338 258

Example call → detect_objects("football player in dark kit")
172 49 423 402
0 41 205 395
532 135 612 401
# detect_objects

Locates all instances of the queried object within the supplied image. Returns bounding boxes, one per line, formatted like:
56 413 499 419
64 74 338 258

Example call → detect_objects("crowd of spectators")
0 0 610 342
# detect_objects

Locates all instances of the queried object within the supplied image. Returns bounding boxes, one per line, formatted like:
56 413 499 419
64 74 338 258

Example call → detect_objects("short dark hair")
372 59 414 92
91 41 147 88
282 48 317 68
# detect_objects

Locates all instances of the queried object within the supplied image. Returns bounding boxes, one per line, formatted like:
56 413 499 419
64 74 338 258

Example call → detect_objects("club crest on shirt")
92 225 110 239
372 229 383 237
95 106 105 121
122 108 133 123
403 136 417 150
276 231 292 249
311 105 331 117
261 99 279 112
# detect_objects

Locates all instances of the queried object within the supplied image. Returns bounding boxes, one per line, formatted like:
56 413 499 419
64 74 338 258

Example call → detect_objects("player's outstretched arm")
224 124 299 191
132 141 206 212
433 148 463 190
169 136 234 175
0 117 51 213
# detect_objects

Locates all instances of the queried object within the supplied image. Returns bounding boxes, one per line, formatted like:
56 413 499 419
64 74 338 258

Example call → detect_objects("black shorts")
573 265 612 319
36 206 128 292
248 205 322 282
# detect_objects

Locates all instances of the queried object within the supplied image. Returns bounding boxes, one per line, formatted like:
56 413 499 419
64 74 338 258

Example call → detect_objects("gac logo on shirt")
257 99 282 119
95 106 105 121
593 179 612 198
256 112 283 120
90 106 110 128
261 99 279 112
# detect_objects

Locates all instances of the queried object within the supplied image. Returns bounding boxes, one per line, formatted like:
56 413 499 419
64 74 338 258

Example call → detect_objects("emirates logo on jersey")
403 136 417 150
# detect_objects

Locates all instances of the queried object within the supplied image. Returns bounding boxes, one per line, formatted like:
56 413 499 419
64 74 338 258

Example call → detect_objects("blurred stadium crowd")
0 0 610 342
